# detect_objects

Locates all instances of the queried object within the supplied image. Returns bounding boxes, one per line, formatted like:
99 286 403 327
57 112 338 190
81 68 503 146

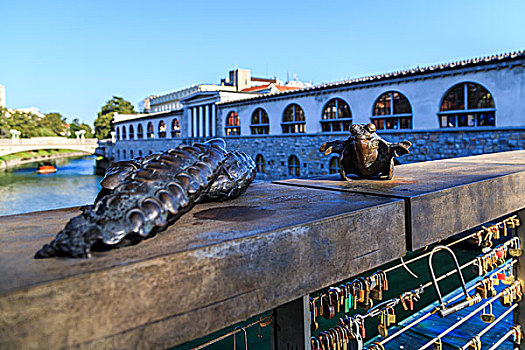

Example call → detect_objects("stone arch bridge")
0 137 98 157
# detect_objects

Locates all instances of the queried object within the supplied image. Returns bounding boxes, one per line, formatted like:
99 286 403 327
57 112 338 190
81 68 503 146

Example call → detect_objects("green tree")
0 108 48 138
94 96 136 139
69 118 94 138
41 112 67 136
0 108 95 139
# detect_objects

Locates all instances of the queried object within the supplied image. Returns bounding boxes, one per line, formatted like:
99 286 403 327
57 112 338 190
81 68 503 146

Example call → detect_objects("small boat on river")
37 161 57 174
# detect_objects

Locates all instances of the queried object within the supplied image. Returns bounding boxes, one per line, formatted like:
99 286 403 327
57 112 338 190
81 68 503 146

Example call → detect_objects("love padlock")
322 293 336 319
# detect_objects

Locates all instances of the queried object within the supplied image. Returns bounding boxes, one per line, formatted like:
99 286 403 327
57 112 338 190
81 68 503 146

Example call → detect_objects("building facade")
113 51 525 180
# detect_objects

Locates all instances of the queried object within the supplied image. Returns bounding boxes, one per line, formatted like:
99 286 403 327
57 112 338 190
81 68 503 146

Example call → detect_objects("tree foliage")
41 112 67 136
94 96 136 139
69 118 94 138
0 107 93 138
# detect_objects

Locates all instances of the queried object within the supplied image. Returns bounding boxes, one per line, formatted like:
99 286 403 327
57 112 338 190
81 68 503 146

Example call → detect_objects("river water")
0 156 102 216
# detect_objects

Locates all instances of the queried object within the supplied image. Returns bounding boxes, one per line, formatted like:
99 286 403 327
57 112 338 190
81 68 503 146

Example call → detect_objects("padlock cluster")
465 324 524 350
310 271 389 331
474 215 520 247
308 215 522 350
499 280 523 307
472 237 521 276
311 316 365 350
399 287 424 312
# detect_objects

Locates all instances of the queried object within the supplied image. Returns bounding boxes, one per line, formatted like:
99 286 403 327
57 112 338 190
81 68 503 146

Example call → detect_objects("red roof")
275 85 302 92
241 84 272 92
241 84 303 92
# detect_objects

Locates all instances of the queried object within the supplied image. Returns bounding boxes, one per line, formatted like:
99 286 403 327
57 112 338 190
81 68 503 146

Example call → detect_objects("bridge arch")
0 137 98 158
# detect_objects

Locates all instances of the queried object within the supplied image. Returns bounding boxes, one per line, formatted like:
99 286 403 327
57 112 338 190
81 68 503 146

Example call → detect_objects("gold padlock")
475 281 488 299
512 324 523 345
509 237 523 257
377 324 388 338
387 307 396 325
509 248 522 257
480 303 495 323
467 335 481 350
503 272 515 285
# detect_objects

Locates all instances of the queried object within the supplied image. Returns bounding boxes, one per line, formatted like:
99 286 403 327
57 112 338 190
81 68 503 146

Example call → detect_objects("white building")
141 68 310 114
14 107 46 119
113 50 525 179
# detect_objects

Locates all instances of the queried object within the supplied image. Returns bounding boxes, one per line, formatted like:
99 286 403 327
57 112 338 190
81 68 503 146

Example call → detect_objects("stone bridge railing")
0 137 98 157
0 150 524 349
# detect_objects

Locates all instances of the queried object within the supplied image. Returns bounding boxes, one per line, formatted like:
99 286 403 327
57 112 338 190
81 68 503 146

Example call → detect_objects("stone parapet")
110 127 525 180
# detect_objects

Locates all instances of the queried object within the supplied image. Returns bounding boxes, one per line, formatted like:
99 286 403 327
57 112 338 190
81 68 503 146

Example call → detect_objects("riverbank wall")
0 151 89 171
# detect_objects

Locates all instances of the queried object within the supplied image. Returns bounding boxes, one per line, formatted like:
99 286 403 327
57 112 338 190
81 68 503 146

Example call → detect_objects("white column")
188 108 193 138
211 104 216 137
193 107 198 138
205 104 210 137
199 106 204 137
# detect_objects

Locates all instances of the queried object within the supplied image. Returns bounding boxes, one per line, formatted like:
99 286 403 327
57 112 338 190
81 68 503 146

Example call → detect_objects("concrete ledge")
0 183 405 349
2 151 524 349
274 150 525 250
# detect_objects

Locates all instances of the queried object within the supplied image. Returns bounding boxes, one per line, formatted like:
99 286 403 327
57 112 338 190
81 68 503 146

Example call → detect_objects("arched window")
116 149 120 159
329 157 340 174
129 125 134 140
321 98 352 132
123 150 126 159
255 154 266 173
158 120 166 138
288 155 300 176
121 126 127 140
372 91 413 130
138 150 143 157
147 122 154 139
130 150 134 159
439 82 495 128
282 104 305 134
137 124 144 139
116 127 120 140
148 150 153 155
251 108 269 135
171 119 181 137
225 111 240 135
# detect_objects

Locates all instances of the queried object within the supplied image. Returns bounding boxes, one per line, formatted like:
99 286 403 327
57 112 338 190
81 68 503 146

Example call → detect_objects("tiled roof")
241 84 272 92
275 85 303 92
241 84 304 92
219 50 525 105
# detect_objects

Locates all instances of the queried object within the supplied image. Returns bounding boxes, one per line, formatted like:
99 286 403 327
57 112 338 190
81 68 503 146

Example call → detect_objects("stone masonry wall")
223 127 525 180
112 127 525 181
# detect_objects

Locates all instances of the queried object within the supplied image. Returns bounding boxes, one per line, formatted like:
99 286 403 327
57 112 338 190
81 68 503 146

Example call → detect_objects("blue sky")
2 0 525 125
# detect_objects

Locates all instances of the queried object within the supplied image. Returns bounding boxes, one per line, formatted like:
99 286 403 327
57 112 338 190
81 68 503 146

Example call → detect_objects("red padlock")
497 272 506 280
496 250 504 258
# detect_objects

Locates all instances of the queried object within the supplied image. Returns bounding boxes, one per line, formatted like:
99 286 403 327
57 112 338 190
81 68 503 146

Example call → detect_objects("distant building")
0 84 5 108
0 84 46 118
141 68 311 114
14 107 46 119
113 51 525 180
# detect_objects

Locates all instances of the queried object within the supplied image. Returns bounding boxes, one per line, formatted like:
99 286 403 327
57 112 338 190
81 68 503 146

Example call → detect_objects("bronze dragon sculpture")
35 139 256 258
